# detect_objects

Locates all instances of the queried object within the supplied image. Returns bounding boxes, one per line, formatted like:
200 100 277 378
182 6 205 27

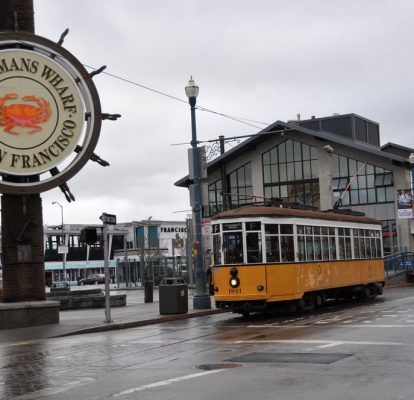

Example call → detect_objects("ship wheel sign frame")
0 31 102 195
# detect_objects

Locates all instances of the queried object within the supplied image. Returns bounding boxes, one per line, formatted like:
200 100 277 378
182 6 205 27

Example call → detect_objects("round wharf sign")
0 32 101 194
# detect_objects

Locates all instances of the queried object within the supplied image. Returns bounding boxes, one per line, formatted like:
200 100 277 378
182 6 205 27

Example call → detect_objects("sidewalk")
0 287 224 345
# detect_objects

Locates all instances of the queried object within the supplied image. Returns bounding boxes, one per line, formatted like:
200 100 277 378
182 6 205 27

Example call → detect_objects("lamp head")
185 76 199 99
409 153 414 165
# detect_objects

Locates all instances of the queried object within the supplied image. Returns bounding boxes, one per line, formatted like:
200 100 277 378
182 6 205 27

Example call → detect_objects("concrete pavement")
0 286 224 345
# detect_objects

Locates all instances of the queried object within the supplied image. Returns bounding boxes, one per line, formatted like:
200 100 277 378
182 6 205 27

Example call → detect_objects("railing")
384 252 414 275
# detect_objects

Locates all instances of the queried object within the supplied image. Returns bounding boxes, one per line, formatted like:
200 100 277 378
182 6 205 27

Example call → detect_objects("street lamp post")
52 201 67 285
185 77 211 309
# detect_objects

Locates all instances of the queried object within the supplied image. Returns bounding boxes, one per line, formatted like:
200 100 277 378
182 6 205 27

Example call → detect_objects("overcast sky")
33 0 414 226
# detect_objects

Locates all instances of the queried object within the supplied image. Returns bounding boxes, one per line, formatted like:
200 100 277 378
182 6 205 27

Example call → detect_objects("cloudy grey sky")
33 0 413 226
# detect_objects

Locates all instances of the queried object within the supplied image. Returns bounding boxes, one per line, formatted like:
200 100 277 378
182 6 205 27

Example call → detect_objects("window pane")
223 232 243 264
359 189 367 204
386 186 395 202
314 237 322 260
281 236 294 262
297 236 305 261
294 141 302 161
271 165 279 182
246 222 261 231
263 151 270 165
367 188 376 203
279 164 287 181
287 163 295 180
377 187 386 202
302 144 310 160
286 140 294 162
246 232 262 263
311 159 319 178
278 142 286 162
303 161 311 179
213 235 221 264
322 237 329 260
263 165 271 183
266 236 280 262
353 237 360 258
280 224 293 234
349 158 357 176
339 156 348 175
306 237 314 260
294 161 303 180
329 237 337 259
265 224 278 234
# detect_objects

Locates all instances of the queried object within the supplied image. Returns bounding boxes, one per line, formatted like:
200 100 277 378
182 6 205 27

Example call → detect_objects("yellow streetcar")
211 205 384 316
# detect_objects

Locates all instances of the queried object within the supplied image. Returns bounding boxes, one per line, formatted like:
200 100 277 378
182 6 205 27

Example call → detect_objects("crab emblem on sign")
0 93 51 135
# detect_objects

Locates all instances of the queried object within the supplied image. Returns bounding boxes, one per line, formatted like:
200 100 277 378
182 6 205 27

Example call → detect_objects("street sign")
100 213 117 225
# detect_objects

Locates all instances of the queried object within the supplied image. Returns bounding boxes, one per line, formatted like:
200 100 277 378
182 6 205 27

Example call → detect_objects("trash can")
159 277 188 315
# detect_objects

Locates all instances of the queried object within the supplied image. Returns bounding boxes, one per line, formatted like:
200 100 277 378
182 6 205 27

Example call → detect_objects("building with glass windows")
175 113 414 255
43 219 189 286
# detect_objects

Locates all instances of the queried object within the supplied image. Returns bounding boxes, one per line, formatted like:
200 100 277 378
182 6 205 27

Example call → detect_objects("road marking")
112 369 223 397
234 339 403 346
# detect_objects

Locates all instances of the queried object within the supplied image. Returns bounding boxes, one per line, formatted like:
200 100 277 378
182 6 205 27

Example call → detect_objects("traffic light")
80 227 98 245
192 241 200 255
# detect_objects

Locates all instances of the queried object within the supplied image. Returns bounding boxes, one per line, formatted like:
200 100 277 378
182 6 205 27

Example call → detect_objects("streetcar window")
280 224 293 234
246 232 262 263
366 237 372 258
376 237 382 257
223 223 242 231
314 236 322 260
266 236 280 263
223 232 243 264
265 224 279 234
329 236 337 259
345 237 352 259
338 236 345 259
360 236 366 258
306 236 315 260
246 222 261 231
281 236 294 262
212 224 220 234
322 237 329 260
354 234 361 258
297 235 305 261
297 225 304 235
213 234 222 264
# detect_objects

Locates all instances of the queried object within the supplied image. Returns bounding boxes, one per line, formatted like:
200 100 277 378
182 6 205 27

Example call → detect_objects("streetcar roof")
212 205 382 226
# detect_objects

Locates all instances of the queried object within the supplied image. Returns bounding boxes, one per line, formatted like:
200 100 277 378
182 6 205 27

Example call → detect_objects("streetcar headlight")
257 285 264 291
229 276 240 288
230 267 238 277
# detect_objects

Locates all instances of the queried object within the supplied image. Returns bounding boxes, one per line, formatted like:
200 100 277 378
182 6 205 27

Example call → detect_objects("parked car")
78 274 105 285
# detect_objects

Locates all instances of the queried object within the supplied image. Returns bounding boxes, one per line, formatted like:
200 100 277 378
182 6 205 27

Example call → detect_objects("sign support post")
100 213 116 323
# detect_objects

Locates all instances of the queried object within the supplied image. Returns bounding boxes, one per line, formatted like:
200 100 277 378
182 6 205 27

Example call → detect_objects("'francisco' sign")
0 32 101 194
0 50 84 175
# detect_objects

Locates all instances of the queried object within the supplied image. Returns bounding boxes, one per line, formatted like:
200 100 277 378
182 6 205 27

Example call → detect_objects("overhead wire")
83 64 270 130
2 31 271 131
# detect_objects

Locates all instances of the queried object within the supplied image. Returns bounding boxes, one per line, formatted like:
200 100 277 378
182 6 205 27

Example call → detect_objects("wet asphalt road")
1 286 414 400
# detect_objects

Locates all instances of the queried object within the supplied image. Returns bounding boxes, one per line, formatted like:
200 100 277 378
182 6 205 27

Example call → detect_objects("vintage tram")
211 205 384 316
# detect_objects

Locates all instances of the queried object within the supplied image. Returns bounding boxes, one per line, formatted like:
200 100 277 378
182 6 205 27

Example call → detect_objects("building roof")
175 114 412 188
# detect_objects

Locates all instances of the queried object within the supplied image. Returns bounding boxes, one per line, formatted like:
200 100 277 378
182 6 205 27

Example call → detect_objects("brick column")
0 0 46 302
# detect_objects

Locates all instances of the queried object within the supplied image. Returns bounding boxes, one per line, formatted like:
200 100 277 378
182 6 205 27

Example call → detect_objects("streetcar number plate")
229 288 241 294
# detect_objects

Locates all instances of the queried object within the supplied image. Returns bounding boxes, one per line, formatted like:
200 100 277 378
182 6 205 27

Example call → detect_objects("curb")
53 308 226 338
